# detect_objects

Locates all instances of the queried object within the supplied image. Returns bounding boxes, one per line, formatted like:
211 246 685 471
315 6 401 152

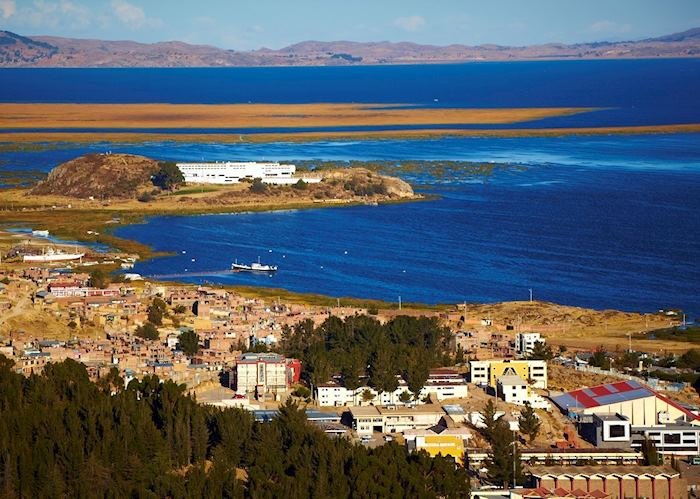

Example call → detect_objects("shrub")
250 178 267 194
152 161 184 190
136 322 159 340
292 179 308 190
137 192 154 203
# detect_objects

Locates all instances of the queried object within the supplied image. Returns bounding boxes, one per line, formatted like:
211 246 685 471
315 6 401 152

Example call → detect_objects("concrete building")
404 425 473 464
552 380 700 427
349 404 446 435
581 413 700 457
496 375 551 410
515 332 544 356
529 466 685 499
579 413 632 450
175 161 322 185
470 359 548 389
554 380 700 456
233 353 301 396
316 369 468 407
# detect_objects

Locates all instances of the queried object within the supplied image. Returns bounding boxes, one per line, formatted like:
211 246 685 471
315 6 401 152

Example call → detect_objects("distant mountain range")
1 28 699 68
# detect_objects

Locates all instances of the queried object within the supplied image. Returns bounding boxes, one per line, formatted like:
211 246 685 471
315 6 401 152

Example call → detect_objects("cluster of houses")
1 263 698 497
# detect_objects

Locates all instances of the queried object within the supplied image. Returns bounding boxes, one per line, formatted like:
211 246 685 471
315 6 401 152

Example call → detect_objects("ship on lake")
231 257 278 273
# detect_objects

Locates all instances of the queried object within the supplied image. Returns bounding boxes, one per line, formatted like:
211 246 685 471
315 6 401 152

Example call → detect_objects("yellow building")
469 359 547 389
404 426 472 465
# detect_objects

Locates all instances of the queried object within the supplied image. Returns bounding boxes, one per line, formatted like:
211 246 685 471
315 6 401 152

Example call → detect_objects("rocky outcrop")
31 153 159 199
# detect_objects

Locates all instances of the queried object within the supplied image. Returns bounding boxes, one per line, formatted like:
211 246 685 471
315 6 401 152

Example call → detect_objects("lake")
1 61 699 314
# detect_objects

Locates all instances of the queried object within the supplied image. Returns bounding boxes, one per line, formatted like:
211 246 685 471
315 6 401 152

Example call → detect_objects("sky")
1 0 699 51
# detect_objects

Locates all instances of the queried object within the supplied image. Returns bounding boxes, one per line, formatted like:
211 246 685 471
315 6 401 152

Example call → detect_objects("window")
664 433 681 444
608 424 627 438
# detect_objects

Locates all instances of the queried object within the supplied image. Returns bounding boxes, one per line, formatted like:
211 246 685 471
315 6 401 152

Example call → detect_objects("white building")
316 369 468 407
515 332 544 356
234 353 292 395
350 404 447 435
175 161 322 185
496 375 551 410
470 359 548 389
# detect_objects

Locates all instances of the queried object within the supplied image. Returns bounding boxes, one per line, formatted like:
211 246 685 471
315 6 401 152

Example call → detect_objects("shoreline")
1 123 699 144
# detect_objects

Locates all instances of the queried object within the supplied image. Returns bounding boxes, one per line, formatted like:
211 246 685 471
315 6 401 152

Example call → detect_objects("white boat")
23 247 85 263
32 230 49 237
231 257 277 272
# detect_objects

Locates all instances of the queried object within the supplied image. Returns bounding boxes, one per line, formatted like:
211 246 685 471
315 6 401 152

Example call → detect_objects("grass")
1 123 699 146
171 186 221 196
647 325 700 344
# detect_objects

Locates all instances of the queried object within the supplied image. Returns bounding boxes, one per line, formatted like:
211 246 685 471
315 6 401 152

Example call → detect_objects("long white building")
316 369 468 407
175 161 322 185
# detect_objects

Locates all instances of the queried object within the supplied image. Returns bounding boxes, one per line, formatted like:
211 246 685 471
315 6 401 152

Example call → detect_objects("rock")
31 153 160 199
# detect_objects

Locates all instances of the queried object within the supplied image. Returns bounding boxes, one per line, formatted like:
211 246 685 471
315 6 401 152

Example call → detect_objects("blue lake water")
1 59 700 127
103 133 700 315
1 61 699 314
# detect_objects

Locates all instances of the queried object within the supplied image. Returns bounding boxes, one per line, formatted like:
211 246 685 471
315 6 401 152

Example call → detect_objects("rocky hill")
31 153 159 199
0 31 58 65
1 27 699 67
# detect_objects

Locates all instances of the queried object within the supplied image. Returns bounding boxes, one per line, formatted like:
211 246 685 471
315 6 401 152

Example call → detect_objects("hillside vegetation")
0 355 469 497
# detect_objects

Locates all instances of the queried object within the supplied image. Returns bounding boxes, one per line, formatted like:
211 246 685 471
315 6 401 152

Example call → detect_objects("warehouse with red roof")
552 380 700 426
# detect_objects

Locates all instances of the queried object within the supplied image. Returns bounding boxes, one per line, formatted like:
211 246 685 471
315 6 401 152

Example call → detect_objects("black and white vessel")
231 257 278 273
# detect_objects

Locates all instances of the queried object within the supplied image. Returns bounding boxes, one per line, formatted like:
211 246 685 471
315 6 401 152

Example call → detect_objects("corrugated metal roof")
553 380 654 410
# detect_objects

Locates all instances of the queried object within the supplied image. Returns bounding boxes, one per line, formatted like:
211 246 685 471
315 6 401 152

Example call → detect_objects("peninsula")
0 153 419 258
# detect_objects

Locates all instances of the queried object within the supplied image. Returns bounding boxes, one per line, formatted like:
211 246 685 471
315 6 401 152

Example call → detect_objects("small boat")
231 256 277 273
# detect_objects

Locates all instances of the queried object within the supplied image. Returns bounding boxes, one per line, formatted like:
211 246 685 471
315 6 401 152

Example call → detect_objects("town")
1 229 698 498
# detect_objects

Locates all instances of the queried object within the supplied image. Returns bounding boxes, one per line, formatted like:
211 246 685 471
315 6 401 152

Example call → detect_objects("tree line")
0 355 469 498
281 315 454 398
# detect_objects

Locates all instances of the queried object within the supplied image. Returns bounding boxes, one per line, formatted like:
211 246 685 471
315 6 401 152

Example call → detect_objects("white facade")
235 353 288 394
496 375 551 410
470 359 548 389
316 370 468 407
176 161 322 185
350 405 446 435
515 332 543 355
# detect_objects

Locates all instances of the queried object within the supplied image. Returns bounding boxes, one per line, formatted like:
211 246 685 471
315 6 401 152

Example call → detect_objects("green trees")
399 391 413 404
589 346 611 369
89 269 109 289
480 399 499 442
485 418 522 488
152 161 185 190
518 402 541 443
527 341 554 361
641 437 661 465
281 314 452 394
250 178 267 194
292 179 308 190
455 345 466 365
136 321 159 340
148 297 167 326
0 356 470 498
179 330 200 356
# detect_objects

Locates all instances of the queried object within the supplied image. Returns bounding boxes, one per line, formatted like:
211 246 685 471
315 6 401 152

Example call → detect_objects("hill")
1 27 699 67
31 153 159 199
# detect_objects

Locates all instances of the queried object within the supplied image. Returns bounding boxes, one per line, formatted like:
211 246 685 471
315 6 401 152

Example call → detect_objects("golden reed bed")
0 102 592 129
1 124 699 144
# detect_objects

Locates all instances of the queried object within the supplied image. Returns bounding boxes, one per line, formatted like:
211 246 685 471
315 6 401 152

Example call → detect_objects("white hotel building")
175 161 322 185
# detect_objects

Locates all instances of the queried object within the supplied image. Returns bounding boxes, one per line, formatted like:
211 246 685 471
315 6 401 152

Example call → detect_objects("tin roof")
552 380 700 422
552 380 653 410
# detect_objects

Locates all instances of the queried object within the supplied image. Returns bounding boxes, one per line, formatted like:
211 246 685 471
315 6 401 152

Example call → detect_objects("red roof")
553 379 700 422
